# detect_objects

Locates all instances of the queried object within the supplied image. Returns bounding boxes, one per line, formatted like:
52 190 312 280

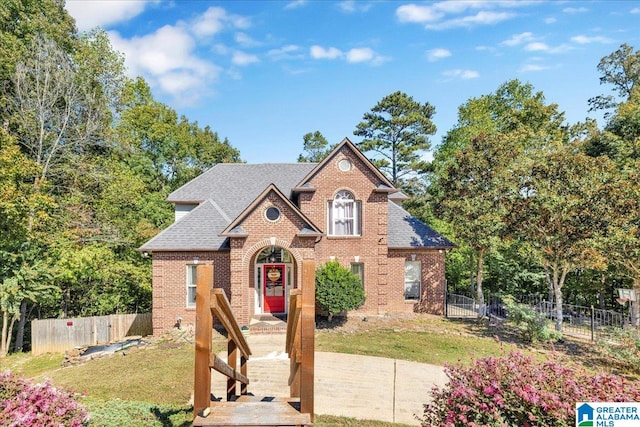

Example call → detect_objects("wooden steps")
193 399 312 426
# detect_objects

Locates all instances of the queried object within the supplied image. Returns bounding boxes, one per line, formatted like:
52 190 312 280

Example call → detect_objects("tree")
11 35 105 181
431 80 566 308
0 129 55 355
354 91 436 186
315 260 365 321
0 0 77 120
298 131 332 162
511 145 615 331
588 43 640 114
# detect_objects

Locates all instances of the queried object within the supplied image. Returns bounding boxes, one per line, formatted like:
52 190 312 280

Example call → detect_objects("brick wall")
151 251 230 335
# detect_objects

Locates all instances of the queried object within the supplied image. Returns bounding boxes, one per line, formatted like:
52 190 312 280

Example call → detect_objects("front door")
263 264 285 313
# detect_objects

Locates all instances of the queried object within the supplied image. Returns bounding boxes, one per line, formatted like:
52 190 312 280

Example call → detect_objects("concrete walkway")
211 334 447 426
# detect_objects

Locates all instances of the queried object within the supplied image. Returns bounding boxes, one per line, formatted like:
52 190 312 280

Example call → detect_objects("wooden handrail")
194 265 253 418
286 289 302 354
210 288 252 358
285 260 315 422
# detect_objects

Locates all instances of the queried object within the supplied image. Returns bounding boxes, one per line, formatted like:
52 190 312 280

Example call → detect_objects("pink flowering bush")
421 351 640 427
0 370 89 427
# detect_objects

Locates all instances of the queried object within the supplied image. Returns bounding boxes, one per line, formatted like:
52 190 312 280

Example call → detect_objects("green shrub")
502 295 561 343
315 260 365 321
83 399 192 427
597 328 640 374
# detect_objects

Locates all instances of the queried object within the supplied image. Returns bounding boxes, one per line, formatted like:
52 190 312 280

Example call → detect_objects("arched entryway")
254 246 295 315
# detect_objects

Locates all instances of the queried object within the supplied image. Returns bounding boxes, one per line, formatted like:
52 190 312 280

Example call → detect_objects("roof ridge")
207 198 231 223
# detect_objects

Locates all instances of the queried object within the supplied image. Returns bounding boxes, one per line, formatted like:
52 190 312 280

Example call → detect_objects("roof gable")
220 184 322 237
294 138 396 192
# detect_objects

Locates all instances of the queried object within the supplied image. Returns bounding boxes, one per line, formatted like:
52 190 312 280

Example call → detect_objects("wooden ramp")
193 261 315 427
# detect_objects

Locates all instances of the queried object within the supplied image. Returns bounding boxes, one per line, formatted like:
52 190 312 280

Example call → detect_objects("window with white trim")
187 265 197 308
404 261 421 301
327 190 361 236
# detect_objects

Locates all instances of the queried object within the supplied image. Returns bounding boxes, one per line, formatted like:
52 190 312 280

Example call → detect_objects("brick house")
140 138 454 335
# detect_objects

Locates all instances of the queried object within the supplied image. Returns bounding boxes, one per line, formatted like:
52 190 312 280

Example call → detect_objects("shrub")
597 328 640 374
0 370 89 427
315 260 365 321
501 295 561 343
421 351 640 427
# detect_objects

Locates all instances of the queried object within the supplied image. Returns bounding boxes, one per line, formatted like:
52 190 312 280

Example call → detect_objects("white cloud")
397 1 533 30
632 8 640 14
65 0 150 32
338 1 372 13
545 17 557 24
285 0 307 10
191 6 251 38
396 4 443 23
571 35 614 44
519 63 550 72
346 47 374 63
501 32 535 47
310 45 343 60
563 7 589 14
267 45 302 61
525 42 549 52
235 32 261 47
108 26 221 103
443 69 479 79
232 51 260 66
427 48 452 62
426 11 514 30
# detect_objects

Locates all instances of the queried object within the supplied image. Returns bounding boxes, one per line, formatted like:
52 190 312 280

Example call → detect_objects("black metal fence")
446 292 631 342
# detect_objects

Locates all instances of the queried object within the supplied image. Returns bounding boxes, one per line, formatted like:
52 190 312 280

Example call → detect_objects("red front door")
263 264 285 313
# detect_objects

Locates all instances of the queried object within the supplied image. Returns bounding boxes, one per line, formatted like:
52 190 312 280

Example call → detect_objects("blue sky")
65 1 640 164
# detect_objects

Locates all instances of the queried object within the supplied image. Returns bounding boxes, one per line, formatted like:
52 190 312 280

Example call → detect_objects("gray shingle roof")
387 202 455 249
140 161 454 252
168 163 317 220
139 200 230 251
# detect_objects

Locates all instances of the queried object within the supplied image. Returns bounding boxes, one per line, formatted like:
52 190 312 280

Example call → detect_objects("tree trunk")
551 263 569 332
1 310 17 358
1 310 8 357
544 268 553 303
632 277 640 327
14 300 28 352
476 248 485 316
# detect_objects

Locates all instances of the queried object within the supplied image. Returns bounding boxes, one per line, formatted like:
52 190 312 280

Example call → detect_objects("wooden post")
240 355 248 395
193 264 213 418
227 339 237 400
300 260 315 421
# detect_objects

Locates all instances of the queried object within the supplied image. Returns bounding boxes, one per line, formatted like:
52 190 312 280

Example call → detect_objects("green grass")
316 328 513 365
2 315 598 426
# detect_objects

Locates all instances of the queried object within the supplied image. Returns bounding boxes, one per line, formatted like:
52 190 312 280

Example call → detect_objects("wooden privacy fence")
31 313 152 355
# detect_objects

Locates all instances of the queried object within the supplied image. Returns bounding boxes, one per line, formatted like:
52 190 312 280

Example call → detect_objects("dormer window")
328 190 361 236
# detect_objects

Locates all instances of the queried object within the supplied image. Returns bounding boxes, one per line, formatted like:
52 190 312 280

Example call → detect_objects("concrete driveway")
211 334 447 426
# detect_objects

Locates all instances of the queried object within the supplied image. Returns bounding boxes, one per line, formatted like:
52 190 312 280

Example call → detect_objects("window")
265 206 281 222
187 265 197 308
328 190 361 236
404 261 421 301
351 262 364 287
